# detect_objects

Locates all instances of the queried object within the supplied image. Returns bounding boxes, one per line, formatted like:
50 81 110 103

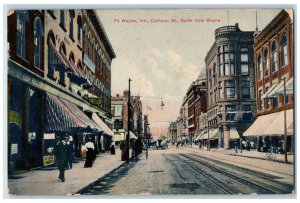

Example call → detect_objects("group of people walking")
54 135 111 183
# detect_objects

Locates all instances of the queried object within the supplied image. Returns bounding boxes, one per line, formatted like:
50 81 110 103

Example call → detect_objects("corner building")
205 23 256 149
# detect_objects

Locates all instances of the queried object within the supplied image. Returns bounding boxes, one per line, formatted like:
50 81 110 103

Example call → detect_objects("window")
230 64 235 75
218 46 221 53
242 81 250 99
34 17 43 69
16 11 28 59
218 54 222 64
281 35 288 67
257 55 263 80
265 87 270 109
69 10 74 39
224 53 229 62
219 64 223 77
224 80 235 98
242 105 252 121
218 82 224 99
226 105 237 121
224 45 229 52
241 47 248 52
272 42 278 72
60 10 65 28
273 96 278 108
77 16 82 43
241 64 249 76
213 65 217 86
224 63 230 75
230 53 235 61
264 49 270 76
259 90 263 110
241 53 248 62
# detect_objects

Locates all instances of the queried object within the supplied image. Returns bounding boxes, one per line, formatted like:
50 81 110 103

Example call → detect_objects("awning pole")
284 77 288 164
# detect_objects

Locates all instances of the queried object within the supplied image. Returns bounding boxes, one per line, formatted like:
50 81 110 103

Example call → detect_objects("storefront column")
223 126 230 149
22 85 30 168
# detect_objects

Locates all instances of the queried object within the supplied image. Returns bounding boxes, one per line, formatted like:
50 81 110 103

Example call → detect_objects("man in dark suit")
54 135 70 182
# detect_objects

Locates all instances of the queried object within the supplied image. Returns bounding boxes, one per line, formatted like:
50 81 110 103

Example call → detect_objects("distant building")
244 10 294 153
205 23 256 149
167 122 177 143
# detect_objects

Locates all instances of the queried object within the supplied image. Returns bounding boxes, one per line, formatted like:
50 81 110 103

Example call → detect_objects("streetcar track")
179 153 293 194
164 154 233 194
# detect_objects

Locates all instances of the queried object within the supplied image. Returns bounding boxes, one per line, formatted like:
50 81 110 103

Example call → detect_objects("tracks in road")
165 153 293 194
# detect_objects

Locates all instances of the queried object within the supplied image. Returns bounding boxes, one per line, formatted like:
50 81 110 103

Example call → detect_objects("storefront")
243 109 294 153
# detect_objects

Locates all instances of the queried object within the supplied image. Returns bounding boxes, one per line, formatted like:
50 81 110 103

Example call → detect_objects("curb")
73 156 135 195
228 153 294 164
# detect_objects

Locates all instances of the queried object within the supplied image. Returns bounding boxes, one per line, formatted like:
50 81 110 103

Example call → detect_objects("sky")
96 8 282 136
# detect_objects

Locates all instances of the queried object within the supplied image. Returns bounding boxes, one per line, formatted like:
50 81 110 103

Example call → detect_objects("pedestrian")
250 141 254 150
66 135 74 170
84 137 95 168
110 142 116 155
176 141 180 148
54 135 70 182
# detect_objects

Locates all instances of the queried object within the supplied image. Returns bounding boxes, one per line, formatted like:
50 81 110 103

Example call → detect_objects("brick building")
244 10 294 153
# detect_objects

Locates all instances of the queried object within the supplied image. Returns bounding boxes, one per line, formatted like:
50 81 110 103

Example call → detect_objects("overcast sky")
97 8 282 136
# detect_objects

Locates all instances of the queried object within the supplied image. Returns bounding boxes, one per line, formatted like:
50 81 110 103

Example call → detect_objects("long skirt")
84 148 94 168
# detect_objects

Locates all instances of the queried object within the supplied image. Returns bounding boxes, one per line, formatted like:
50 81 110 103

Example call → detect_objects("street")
80 146 294 195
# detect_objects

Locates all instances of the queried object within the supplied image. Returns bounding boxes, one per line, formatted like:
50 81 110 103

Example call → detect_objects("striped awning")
45 92 101 133
92 113 114 136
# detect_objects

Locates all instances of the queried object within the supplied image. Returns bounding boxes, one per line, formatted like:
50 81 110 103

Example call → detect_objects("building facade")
8 9 116 173
244 10 294 153
205 23 256 149
167 122 177 143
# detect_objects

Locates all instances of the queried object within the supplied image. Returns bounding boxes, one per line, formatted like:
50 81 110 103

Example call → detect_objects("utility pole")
283 77 288 163
126 78 132 162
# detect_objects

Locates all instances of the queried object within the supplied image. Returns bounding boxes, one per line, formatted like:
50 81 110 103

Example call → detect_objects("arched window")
60 10 65 28
77 60 82 70
271 42 278 72
257 54 262 80
69 10 75 39
34 17 43 69
280 35 288 67
264 48 269 76
69 52 75 64
16 11 28 59
59 42 66 56
77 15 82 43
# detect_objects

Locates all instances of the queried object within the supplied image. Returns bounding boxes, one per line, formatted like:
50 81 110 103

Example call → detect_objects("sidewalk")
7 149 129 196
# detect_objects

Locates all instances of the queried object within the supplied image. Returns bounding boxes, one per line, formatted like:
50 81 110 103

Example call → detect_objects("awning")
113 130 138 141
229 127 240 139
243 109 294 137
262 83 278 99
45 92 101 134
91 113 114 136
268 77 294 97
199 129 218 140
195 131 206 141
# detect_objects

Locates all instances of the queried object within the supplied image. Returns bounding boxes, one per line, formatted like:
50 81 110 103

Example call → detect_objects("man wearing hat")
54 134 70 182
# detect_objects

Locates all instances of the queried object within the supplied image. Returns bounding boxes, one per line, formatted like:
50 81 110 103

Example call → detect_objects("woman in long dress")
84 138 95 168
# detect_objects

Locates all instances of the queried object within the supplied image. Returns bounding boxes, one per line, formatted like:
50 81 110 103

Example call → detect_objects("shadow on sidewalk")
78 154 141 195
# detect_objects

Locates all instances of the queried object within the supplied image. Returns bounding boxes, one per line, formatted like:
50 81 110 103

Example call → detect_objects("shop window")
273 96 278 108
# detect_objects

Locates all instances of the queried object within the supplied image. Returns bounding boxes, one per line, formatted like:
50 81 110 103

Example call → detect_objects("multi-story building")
7 9 115 173
205 23 256 149
186 75 207 142
244 10 294 153
167 122 177 143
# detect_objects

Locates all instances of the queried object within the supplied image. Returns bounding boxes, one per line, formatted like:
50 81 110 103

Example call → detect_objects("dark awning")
45 92 101 134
